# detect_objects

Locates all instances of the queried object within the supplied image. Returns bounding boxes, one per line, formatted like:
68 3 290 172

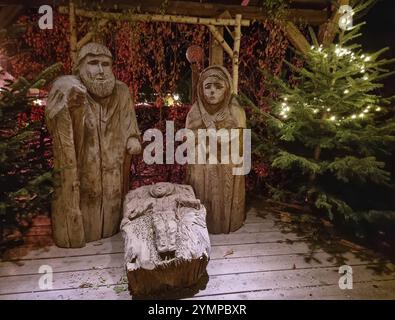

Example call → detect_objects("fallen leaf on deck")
339 239 364 251
223 249 234 257
93 242 103 246
280 213 292 223
113 285 128 294
321 219 333 228
79 282 93 288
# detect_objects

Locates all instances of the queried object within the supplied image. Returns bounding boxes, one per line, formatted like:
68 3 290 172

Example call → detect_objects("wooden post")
69 0 78 66
191 63 199 103
209 28 224 66
207 25 233 58
209 12 231 66
284 21 311 55
232 14 242 94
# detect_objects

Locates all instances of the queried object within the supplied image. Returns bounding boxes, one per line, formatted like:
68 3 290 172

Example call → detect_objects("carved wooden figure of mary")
185 66 246 234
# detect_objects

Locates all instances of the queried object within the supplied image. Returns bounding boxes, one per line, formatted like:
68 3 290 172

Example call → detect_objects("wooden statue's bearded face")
79 54 115 98
202 76 226 107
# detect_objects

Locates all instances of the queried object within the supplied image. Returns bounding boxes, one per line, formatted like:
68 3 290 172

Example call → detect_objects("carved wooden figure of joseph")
46 43 141 247
186 66 246 234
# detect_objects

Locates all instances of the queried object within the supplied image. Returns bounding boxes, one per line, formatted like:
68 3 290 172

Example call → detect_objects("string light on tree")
267 17 395 223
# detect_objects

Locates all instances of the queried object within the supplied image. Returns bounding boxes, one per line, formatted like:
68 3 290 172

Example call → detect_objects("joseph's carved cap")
73 42 113 74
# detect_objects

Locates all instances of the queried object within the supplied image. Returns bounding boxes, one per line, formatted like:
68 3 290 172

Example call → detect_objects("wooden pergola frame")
60 2 249 94
56 0 346 95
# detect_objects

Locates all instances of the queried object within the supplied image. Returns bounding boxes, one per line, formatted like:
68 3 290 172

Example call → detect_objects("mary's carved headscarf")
186 66 246 130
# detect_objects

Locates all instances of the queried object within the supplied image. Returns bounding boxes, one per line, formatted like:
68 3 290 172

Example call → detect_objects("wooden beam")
207 25 234 59
94 1 329 26
209 11 231 66
319 0 349 46
58 6 251 27
232 14 242 94
0 1 330 25
0 5 23 29
284 21 311 55
69 1 77 66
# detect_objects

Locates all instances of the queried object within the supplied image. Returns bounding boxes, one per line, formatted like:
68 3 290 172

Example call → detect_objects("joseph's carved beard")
79 70 116 98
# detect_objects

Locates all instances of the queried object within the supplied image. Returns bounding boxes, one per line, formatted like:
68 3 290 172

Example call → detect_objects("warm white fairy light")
279 47 380 126
279 97 292 119
33 99 44 106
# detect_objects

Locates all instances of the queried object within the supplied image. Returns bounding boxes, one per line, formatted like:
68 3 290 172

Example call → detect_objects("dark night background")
360 0 395 96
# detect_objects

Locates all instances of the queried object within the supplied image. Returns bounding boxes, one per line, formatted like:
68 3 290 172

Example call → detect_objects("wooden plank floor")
0 206 394 300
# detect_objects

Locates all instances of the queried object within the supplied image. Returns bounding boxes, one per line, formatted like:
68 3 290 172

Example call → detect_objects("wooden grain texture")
121 183 211 297
186 66 247 234
46 44 141 247
1 208 394 300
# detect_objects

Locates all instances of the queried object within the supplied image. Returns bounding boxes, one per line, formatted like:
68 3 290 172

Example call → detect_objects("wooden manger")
121 183 211 297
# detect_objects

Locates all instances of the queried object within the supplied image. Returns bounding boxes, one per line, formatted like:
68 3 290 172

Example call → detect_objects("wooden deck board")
0 208 394 300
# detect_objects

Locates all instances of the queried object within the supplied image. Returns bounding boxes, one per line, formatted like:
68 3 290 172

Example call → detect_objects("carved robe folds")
46 76 140 247
186 66 247 234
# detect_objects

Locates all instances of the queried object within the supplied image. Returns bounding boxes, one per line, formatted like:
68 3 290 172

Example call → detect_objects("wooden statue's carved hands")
126 137 142 155
67 85 87 111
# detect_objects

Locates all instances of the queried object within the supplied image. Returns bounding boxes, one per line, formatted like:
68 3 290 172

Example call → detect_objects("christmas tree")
256 22 395 222
0 63 62 249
